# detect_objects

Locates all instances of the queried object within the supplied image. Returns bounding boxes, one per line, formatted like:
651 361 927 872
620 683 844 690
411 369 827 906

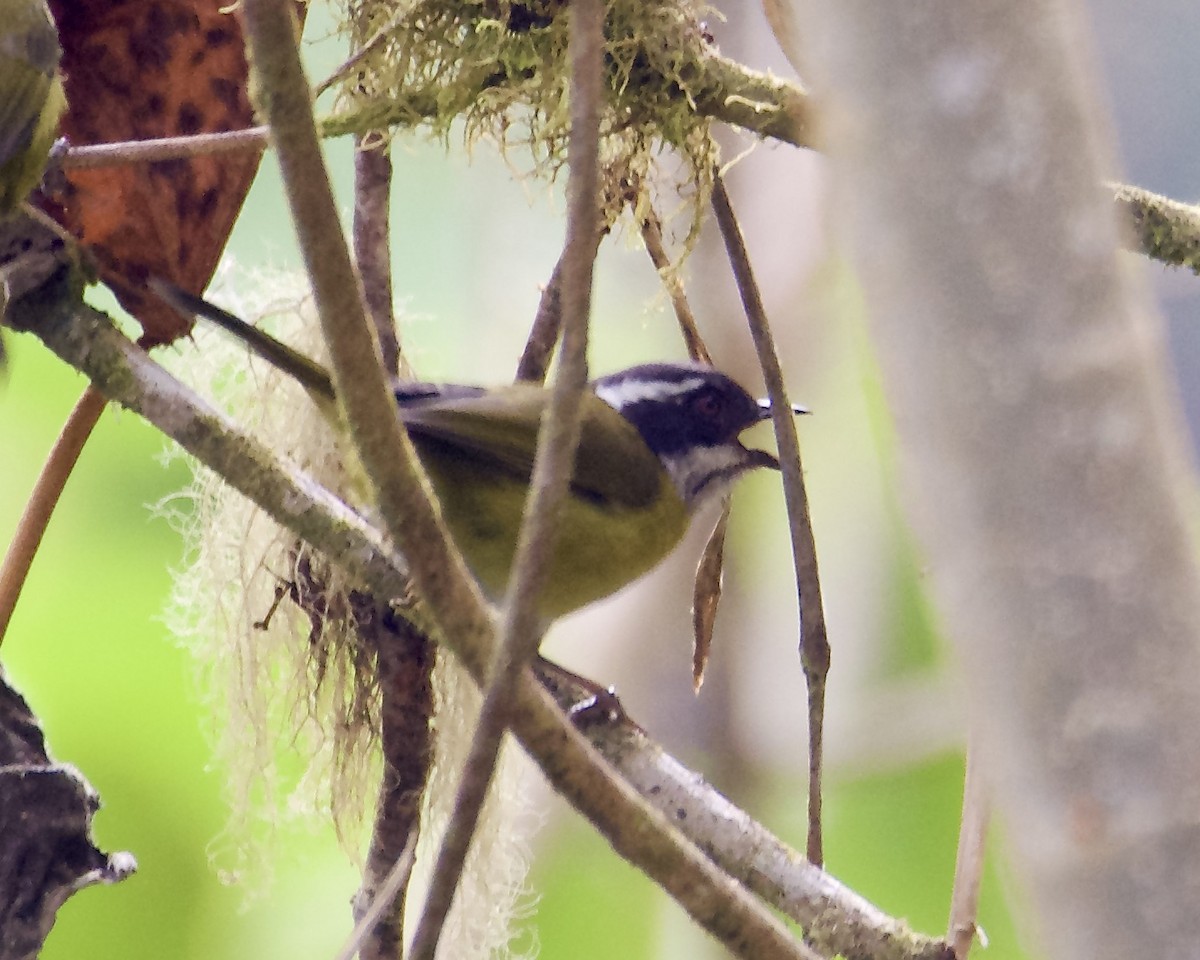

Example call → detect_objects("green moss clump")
333 0 721 243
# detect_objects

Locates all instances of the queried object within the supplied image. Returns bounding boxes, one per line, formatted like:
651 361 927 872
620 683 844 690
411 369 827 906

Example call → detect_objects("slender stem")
344 5 413 949
336 828 419 960
515 255 564 384
353 140 399 376
637 199 712 364
0 385 105 646
61 129 269 168
947 740 991 959
710 170 829 866
353 611 435 960
407 1 604 955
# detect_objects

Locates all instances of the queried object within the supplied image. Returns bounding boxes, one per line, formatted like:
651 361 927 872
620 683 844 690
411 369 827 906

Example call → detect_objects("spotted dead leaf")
46 0 276 346
691 499 731 693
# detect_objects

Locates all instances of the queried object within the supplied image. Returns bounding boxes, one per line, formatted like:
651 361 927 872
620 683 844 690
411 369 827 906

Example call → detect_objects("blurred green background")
11 0 1199 956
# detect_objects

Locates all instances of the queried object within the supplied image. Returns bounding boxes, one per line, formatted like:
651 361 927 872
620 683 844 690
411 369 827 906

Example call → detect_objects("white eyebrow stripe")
594 376 706 410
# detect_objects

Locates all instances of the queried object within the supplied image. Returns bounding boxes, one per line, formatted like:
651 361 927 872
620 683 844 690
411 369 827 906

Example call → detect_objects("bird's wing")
397 387 664 510
0 3 60 168
0 57 48 166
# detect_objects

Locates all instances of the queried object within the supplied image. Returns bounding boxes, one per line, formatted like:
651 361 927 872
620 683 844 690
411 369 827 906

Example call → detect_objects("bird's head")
592 362 802 511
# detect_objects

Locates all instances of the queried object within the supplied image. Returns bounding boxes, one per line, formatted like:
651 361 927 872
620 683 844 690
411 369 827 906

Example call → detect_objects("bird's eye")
690 391 723 419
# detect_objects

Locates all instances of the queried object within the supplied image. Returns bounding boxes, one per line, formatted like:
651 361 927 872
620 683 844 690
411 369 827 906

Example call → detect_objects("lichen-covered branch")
1112 182 1200 274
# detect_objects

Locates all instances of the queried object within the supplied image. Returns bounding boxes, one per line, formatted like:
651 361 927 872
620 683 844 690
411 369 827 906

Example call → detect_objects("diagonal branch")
0 385 105 646
711 171 829 867
239 0 493 660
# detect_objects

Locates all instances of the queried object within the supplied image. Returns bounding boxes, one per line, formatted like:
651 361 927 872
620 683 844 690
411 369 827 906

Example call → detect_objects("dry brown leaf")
691 499 731 693
47 0 273 346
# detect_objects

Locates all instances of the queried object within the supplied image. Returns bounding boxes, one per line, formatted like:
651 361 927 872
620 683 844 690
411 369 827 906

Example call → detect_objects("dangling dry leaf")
46 0 274 346
691 499 731 693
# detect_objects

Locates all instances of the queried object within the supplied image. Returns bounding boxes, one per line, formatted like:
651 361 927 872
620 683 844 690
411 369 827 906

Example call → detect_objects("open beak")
747 397 808 471
757 397 810 418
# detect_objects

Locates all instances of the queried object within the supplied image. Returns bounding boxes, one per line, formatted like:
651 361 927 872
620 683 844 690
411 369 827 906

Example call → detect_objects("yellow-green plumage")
0 0 63 217
402 389 690 620
150 284 695 623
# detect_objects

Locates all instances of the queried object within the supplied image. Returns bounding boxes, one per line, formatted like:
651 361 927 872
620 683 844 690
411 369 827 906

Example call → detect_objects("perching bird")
155 283 803 621
0 0 64 217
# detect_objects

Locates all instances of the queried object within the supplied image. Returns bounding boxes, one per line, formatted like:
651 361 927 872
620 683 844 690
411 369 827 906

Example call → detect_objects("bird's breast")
413 438 690 620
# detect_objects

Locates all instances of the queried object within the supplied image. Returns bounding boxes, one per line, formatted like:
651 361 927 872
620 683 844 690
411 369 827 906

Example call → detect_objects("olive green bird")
0 0 64 217
0 0 64 367
155 283 804 622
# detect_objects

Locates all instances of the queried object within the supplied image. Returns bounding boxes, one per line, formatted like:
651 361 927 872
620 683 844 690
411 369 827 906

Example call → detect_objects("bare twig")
21 297 818 960
0 385 105 646
339 828 419 960
408 0 605 954
353 609 435 960
710 170 829 866
343 6 413 950
515 256 564 384
533 659 953 960
637 199 712 365
947 741 991 959
635 193 727 682
353 140 399 375
61 129 269 169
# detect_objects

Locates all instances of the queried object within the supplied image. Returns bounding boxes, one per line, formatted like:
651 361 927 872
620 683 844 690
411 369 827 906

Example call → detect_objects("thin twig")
61 129 269 169
532 659 953 960
947 740 991 959
710 170 829 867
344 7 413 951
337 828 419 960
637 198 712 365
353 610 435 960
0 385 105 646
515 255 564 383
22 297 819 960
407 0 604 955
353 139 399 376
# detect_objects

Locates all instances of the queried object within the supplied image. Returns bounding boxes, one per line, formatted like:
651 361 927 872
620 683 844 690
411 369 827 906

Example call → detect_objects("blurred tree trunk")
795 1 1200 958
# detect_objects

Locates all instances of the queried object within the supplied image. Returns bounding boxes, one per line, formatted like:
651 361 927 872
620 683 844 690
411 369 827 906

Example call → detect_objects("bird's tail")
151 278 337 409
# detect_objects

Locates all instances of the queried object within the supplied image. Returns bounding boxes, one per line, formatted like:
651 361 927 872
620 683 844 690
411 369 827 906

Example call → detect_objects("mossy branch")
318 32 816 150
1112 183 1200 274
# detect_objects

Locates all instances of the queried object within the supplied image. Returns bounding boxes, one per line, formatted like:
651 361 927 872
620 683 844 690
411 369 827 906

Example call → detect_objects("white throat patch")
661 444 752 509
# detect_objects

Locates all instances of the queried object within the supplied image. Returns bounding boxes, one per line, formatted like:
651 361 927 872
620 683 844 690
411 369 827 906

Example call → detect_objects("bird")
0 0 64 218
154 282 803 620
0 0 65 366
